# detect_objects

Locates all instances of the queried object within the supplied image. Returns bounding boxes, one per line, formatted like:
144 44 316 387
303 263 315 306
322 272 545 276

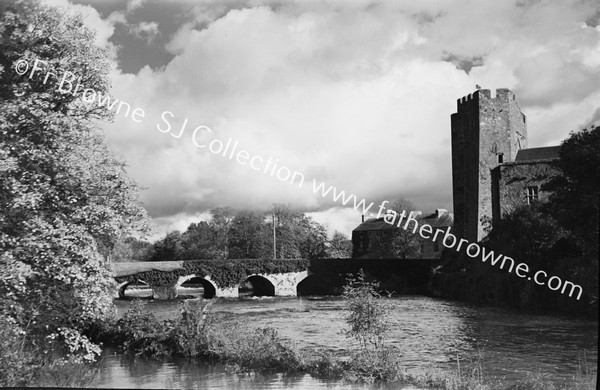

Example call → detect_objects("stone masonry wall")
451 89 527 242
492 161 560 222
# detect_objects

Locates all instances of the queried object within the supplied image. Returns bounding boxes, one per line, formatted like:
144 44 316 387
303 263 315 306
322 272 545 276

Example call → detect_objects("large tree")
0 0 149 366
546 126 599 256
388 198 421 259
208 207 235 259
228 210 270 259
327 231 353 258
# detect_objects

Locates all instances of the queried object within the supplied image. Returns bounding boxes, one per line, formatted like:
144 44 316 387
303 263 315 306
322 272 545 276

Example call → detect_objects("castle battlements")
457 88 519 106
451 87 527 242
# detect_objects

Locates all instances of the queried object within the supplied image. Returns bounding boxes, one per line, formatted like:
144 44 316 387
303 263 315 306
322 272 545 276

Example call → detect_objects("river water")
91 295 597 389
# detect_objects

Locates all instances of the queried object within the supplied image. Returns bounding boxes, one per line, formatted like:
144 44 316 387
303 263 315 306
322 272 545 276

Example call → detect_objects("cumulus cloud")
130 21 160 44
126 0 146 13
66 0 600 236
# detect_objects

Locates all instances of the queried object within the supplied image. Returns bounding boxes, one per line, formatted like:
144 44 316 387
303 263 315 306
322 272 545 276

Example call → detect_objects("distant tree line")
112 204 353 261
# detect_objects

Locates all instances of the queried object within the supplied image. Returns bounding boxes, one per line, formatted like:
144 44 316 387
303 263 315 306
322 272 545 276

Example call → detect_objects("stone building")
491 146 561 223
451 88 560 242
351 209 453 259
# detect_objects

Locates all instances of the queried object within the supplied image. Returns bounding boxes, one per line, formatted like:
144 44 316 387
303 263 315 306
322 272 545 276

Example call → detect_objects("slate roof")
515 146 561 162
353 211 454 232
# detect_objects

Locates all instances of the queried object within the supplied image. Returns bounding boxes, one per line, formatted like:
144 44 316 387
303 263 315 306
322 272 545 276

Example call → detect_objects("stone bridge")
112 258 436 299
112 259 310 299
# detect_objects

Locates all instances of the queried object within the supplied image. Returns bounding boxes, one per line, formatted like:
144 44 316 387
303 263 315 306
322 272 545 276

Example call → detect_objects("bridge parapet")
113 259 310 299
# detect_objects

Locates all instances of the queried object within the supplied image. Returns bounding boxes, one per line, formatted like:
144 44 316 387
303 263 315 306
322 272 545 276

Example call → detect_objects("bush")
171 299 212 357
206 325 303 373
0 315 32 386
343 348 403 383
112 300 172 357
342 270 389 350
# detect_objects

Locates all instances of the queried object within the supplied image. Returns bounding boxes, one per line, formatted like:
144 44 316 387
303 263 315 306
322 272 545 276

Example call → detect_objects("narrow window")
497 153 504 164
433 240 440 252
525 186 539 204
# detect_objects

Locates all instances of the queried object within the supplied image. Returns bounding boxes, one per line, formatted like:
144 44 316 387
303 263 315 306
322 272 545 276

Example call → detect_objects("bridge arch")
239 274 276 297
296 274 337 296
176 275 217 299
117 279 154 299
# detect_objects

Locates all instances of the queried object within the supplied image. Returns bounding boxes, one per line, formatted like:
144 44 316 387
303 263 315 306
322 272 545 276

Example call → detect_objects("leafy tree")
327 231 353 258
0 0 149 367
546 126 599 257
388 198 421 259
484 204 567 268
228 210 270 259
297 215 328 259
270 203 302 259
208 207 235 259
111 236 155 262
390 228 421 259
152 230 183 261
180 220 227 260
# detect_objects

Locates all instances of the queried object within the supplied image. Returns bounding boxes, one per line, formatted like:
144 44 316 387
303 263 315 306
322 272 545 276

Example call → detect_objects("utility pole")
272 211 277 259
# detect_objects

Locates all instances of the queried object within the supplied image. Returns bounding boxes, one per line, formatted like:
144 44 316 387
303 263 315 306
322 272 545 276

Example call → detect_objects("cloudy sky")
46 0 600 239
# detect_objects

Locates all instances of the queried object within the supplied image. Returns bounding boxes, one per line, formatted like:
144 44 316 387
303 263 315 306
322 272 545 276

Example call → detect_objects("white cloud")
130 21 160 44
85 0 599 236
127 0 146 13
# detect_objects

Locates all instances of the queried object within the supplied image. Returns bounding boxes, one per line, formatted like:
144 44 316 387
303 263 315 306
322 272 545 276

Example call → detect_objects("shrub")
342 270 389 351
0 315 32 386
343 348 403 383
170 299 213 357
206 325 303 373
113 300 172 357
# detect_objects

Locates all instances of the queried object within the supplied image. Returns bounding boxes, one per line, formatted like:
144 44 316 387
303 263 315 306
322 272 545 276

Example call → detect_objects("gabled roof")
515 146 561 162
353 211 454 232
353 218 396 232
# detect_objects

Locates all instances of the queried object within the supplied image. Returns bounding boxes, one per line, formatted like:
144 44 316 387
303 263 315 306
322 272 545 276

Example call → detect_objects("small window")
497 153 504 164
433 240 440 252
525 186 539 204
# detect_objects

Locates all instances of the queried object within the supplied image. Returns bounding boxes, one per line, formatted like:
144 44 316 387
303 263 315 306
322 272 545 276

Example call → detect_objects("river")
91 295 597 389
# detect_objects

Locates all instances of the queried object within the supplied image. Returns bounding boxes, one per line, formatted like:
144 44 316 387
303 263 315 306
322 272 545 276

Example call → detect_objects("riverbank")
4 295 596 388
82 295 597 389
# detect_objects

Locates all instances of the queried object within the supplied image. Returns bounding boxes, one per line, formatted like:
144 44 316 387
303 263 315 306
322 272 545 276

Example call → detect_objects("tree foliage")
388 198 421 259
327 231 353 258
227 210 270 259
343 271 389 350
0 0 150 369
147 205 330 261
546 126 599 257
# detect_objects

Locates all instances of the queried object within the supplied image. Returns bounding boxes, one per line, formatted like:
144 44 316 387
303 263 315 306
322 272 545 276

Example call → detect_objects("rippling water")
91 296 597 389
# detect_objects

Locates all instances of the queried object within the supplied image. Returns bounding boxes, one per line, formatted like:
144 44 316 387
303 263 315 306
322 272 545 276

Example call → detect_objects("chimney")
435 209 447 218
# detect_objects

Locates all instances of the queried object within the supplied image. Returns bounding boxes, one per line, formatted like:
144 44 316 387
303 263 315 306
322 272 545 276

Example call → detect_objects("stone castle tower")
451 89 528 242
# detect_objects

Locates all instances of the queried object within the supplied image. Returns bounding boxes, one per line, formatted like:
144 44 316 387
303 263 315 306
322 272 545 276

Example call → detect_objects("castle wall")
451 92 480 241
451 89 527 242
492 161 559 222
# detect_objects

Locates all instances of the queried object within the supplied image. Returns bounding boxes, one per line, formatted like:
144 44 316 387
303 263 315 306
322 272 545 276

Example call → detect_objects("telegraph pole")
272 212 277 259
